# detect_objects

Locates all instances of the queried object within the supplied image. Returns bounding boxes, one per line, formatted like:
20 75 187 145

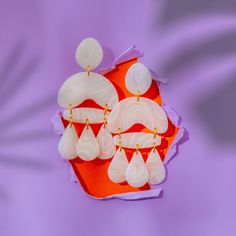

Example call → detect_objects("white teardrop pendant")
108 148 129 183
76 125 99 161
58 124 78 160
146 148 166 185
125 151 149 188
97 126 116 159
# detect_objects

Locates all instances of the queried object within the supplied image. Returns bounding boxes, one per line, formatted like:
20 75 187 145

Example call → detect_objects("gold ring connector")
153 142 156 152
87 65 91 77
119 140 122 152
69 104 73 128
104 104 108 115
153 128 157 139
136 144 139 155
137 91 140 102
86 118 89 129
103 117 107 128
118 128 122 139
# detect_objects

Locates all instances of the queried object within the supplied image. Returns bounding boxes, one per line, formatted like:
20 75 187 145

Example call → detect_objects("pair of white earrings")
57 37 169 188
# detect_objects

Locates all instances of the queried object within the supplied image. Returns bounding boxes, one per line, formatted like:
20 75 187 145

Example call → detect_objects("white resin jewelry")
57 37 119 162
63 108 110 124
76 125 99 161
97 126 116 159
113 132 161 149
108 148 129 183
125 62 152 95
58 125 78 160
107 97 168 133
146 148 166 185
76 37 103 70
125 151 149 188
107 62 169 187
57 72 118 109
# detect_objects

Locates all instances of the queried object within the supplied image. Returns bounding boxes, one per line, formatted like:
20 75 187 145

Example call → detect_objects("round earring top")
76 37 103 70
125 62 152 95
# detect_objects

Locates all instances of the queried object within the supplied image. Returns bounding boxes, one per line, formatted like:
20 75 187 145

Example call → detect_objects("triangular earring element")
76 125 99 161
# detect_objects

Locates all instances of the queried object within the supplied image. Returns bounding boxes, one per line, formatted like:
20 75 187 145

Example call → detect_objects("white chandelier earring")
107 62 168 188
58 104 79 160
108 128 129 183
97 104 116 160
57 38 119 161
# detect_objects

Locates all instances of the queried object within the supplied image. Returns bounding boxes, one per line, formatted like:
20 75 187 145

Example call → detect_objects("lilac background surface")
0 1 236 236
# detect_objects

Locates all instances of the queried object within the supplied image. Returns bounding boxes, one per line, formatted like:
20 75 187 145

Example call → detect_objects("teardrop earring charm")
58 124 78 160
146 148 166 185
108 148 129 183
58 106 78 160
76 122 100 161
97 125 115 159
125 150 149 188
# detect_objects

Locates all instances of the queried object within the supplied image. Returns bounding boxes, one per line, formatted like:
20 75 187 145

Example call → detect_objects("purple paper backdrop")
0 0 236 235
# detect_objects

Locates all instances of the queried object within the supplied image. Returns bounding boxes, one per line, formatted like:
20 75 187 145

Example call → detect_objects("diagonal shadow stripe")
162 31 236 77
0 93 57 132
0 185 10 203
156 0 236 27
0 41 25 93
0 57 41 107
194 73 236 145
0 129 54 144
0 154 53 170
